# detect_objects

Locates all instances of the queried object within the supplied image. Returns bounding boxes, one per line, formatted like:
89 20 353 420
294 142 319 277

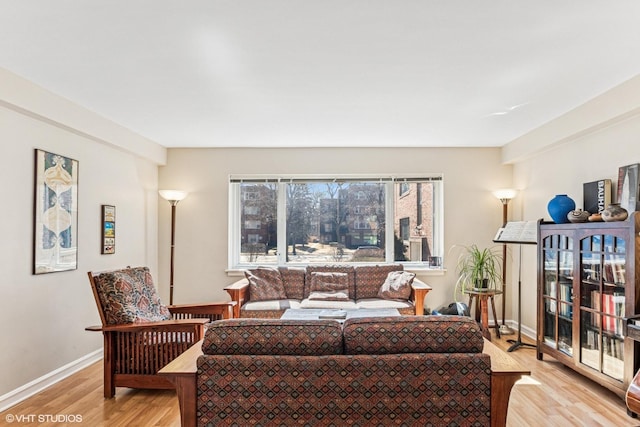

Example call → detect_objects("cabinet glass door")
542 234 573 356
579 234 625 381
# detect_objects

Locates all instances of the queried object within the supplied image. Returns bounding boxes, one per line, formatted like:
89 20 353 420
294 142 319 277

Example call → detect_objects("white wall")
0 70 164 400
505 75 640 334
158 147 514 315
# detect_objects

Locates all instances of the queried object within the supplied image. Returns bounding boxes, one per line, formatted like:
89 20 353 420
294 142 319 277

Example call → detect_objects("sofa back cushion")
278 266 306 300
354 264 404 299
304 265 356 299
342 315 484 354
245 267 287 301
92 266 172 325
202 319 344 355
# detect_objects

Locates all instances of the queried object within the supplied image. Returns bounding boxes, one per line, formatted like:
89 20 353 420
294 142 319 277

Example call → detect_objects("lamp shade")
159 189 188 202
493 188 517 202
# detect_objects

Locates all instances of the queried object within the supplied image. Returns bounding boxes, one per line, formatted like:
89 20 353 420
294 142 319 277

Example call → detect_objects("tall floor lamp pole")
494 189 517 336
159 190 189 305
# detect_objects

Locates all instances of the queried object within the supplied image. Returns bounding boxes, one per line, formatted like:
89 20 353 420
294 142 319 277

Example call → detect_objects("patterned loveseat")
224 264 432 318
160 316 528 427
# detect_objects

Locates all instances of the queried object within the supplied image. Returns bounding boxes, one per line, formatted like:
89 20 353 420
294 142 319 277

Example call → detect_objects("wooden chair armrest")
483 339 530 427
159 340 204 427
168 301 237 319
84 318 209 332
410 278 432 315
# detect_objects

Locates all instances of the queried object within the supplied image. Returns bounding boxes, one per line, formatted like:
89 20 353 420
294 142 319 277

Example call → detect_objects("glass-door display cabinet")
537 212 640 396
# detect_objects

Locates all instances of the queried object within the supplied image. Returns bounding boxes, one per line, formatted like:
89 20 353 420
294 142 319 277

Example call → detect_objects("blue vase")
547 194 576 224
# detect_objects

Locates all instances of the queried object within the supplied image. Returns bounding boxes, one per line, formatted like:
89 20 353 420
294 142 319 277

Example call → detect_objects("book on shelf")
617 163 640 213
493 220 538 244
583 179 612 214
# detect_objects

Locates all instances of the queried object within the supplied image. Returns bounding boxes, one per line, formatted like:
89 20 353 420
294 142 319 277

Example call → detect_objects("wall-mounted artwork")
33 149 79 274
102 205 115 254
617 163 640 213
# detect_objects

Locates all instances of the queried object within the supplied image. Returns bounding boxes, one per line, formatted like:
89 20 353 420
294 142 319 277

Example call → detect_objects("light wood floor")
1 331 638 427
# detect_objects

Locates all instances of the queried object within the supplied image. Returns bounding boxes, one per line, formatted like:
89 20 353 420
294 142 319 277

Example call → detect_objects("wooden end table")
466 289 502 340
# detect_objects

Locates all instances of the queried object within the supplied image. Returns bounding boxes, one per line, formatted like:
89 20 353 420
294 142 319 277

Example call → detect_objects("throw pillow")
378 270 416 300
309 272 350 301
245 267 287 301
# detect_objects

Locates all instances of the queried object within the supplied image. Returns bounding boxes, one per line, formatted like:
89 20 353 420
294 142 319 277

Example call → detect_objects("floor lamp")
159 189 188 305
494 189 517 336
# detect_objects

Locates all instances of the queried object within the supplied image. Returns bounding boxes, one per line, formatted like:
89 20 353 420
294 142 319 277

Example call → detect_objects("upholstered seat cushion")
241 299 302 311
355 297 414 310
93 266 172 324
299 298 358 309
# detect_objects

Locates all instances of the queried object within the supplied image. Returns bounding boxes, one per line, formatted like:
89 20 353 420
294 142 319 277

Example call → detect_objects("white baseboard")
0 349 103 413
490 320 536 341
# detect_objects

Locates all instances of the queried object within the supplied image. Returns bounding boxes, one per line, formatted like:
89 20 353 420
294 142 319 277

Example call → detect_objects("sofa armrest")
483 338 530 427
159 340 203 427
224 278 249 318
410 278 432 315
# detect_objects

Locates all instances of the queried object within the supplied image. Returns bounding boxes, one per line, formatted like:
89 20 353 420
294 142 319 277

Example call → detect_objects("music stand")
493 221 538 352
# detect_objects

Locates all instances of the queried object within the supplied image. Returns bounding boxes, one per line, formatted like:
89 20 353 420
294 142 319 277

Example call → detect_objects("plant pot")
474 278 489 290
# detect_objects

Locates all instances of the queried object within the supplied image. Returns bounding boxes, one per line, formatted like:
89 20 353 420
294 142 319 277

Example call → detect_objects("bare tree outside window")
231 176 442 268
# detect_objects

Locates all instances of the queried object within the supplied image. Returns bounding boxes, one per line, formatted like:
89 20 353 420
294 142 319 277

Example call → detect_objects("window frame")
228 174 443 270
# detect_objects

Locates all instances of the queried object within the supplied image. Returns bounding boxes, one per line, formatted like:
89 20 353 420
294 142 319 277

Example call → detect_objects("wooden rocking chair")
86 266 235 398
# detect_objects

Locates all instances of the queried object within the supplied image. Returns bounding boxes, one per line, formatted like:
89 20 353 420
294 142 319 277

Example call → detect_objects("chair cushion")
377 270 415 300
343 315 484 354
93 266 171 325
245 267 287 301
202 319 344 355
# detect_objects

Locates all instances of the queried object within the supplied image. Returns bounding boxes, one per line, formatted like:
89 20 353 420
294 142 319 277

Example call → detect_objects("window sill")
226 266 447 277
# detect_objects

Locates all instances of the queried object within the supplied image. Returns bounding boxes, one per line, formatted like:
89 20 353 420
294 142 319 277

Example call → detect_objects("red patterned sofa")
160 316 529 427
224 264 432 318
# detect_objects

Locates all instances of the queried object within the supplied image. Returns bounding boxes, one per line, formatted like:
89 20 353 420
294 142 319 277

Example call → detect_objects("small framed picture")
101 205 115 254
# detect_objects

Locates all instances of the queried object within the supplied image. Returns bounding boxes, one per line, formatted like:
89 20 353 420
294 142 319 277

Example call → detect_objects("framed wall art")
33 149 79 274
617 163 640 213
101 205 115 254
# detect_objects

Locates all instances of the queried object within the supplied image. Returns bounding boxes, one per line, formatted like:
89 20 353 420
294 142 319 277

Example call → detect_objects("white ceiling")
2 1 640 148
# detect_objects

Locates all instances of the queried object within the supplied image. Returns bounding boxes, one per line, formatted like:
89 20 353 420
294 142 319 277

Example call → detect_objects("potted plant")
454 244 502 294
